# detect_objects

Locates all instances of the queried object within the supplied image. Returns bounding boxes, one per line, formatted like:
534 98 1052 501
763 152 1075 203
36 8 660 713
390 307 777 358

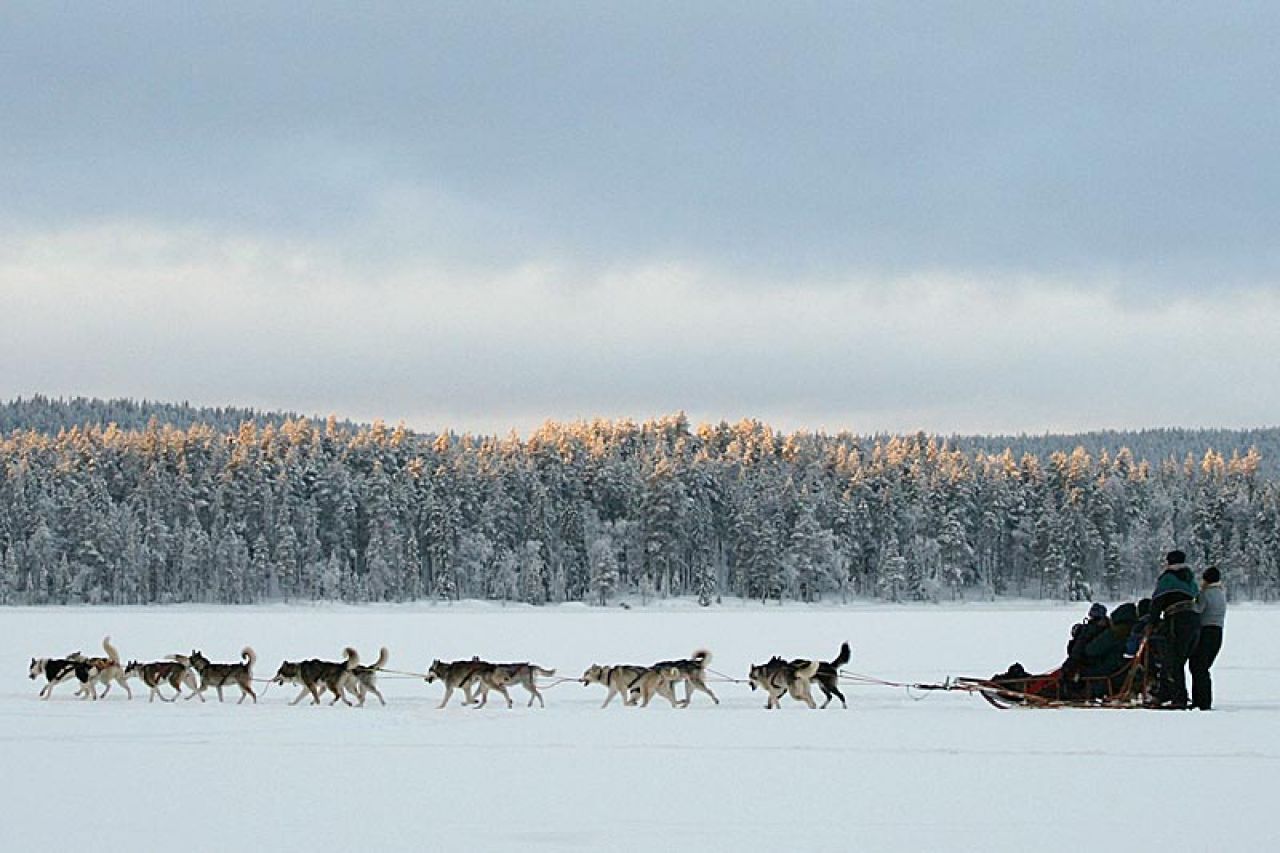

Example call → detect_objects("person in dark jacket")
1190 566 1226 710
1125 598 1153 658
1077 603 1137 696
1065 603 1109 664
1061 603 1109 697
1149 550 1201 708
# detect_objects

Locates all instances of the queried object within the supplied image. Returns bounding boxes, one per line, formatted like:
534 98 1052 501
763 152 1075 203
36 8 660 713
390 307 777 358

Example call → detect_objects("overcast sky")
3 3 1278 436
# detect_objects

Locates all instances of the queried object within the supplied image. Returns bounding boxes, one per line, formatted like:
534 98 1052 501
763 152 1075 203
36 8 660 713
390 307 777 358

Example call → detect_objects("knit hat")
1110 602 1138 625
1166 549 1186 565
1087 602 1108 621
1137 598 1151 618
1204 566 1221 584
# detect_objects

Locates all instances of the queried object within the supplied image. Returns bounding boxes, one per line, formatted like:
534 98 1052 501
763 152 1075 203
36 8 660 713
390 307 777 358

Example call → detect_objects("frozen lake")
3 601 1274 852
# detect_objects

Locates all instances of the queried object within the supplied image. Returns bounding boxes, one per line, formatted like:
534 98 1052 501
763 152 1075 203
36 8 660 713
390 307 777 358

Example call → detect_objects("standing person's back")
1150 549 1201 708
1191 567 1227 710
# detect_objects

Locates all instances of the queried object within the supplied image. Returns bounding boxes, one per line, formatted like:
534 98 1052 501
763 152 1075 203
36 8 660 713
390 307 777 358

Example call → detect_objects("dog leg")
367 685 386 707
241 682 257 704
438 685 453 709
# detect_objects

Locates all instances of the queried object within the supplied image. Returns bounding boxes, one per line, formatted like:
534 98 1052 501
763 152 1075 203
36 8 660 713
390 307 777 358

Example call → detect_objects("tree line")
1 409 1276 606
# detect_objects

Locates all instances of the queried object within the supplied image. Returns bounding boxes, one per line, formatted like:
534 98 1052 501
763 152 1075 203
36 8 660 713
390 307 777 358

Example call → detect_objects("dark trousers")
1190 625 1223 710
1157 610 1201 706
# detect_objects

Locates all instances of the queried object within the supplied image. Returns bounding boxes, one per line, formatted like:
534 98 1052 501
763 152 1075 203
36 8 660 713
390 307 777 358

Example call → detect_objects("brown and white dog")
69 636 132 700
124 656 199 702
188 647 258 703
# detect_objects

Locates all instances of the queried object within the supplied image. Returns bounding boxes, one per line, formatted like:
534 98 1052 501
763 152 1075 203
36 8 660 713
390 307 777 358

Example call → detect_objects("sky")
2 3 1278 437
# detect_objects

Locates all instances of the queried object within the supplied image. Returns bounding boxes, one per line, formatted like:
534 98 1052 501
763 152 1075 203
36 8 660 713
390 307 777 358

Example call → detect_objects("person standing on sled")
1190 566 1226 710
1149 550 1201 708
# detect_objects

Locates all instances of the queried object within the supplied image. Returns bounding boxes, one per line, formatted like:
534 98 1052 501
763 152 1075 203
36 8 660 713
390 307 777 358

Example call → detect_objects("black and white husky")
28 655 100 700
748 642 851 710
749 657 821 709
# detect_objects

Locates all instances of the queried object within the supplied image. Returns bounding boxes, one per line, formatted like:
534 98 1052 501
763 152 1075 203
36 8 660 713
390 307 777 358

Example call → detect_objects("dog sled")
946 632 1153 710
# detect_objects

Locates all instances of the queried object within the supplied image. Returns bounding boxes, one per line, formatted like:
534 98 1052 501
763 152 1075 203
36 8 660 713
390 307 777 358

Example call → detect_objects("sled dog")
749 657 821 709
425 657 490 708
270 648 359 706
581 663 681 708
271 660 322 706
811 642 852 709
472 662 557 708
188 647 258 703
339 647 389 707
28 655 100 700
651 649 719 707
69 636 132 700
123 656 199 702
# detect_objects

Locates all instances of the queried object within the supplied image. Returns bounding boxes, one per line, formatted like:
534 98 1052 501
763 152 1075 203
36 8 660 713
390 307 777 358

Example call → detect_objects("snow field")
3 602 1276 852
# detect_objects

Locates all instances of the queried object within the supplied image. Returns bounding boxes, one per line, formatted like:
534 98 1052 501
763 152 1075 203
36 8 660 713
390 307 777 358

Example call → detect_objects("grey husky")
472 662 557 709
749 657 821 709
188 647 258 703
425 658 490 708
581 663 682 708
338 647 389 707
651 649 719 707
270 647 359 706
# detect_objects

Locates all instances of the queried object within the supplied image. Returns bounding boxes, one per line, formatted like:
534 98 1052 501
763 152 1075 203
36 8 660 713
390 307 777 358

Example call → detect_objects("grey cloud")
3 3 1279 288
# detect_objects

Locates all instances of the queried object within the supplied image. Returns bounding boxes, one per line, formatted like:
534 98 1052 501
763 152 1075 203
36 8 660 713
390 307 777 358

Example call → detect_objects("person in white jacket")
1190 566 1227 710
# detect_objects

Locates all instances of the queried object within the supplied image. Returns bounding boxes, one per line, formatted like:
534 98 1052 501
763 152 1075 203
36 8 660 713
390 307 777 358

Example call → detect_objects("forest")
1 398 1276 606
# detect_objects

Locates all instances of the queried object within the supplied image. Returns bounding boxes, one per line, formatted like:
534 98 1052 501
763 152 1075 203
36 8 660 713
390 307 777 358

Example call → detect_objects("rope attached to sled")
705 667 749 685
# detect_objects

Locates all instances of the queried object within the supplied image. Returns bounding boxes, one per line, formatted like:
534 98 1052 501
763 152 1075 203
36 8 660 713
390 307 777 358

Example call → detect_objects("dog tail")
691 649 712 667
102 636 121 665
370 647 389 669
831 642 851 669
343 646 360 669
241 647 257 671
534 666 556 677
797 660 820 680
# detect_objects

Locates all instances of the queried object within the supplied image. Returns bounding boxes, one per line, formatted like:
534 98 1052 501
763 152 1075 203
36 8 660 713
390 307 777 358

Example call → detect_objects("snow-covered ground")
3 601 1275 852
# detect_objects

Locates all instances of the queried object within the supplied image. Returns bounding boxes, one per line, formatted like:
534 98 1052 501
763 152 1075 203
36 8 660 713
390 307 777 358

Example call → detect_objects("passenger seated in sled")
1070 602 1138 698
986 603 1141 704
